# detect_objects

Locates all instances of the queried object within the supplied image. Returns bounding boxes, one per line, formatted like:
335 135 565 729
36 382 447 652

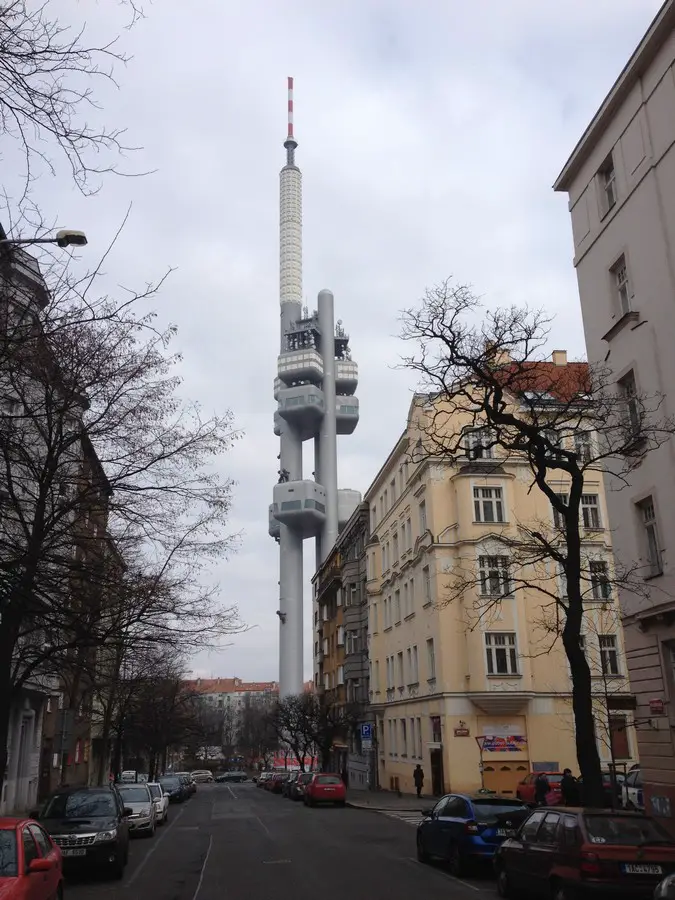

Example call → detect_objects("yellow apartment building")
366 350 636 797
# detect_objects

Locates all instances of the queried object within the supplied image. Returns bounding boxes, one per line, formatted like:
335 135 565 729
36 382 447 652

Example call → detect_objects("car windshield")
118 787 150 803
546 775 563 784
316 775 342 785
0 831 17 877
42 791 116 819
148 785 161 799
584 815 673 846
299 774 313 783
473 801 527 817
160 778 179 788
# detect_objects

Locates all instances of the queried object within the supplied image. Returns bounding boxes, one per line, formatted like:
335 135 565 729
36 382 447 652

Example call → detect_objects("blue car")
416 793 530 876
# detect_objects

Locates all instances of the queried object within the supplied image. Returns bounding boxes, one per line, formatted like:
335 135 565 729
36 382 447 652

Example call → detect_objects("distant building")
554 0 675 830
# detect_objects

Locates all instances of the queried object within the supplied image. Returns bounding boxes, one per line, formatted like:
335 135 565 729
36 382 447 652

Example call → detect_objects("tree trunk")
0 615 20 804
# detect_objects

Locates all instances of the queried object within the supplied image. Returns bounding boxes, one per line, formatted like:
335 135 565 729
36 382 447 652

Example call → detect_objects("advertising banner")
481 734 527 753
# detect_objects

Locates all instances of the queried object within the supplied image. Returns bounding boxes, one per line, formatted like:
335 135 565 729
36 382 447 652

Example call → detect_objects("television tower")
269 78 360 697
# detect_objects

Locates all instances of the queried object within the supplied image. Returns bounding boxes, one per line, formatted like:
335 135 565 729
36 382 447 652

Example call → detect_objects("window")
465 427 494 460
403 581 409 617
406 518 412 550
390 478 396 504
400 719 407 756
384 596 391 629
416 717 423 757
409 578 415 612
639 497 662 576
406 648 412 683
397 651 404 687
411 645 419 682
394 590 401 623
430 715 441 742
610 716 630 759
22 828 39 870
600 635 620 676
419 500 427 534
538 812 561 844
582 494 601 529
478 555 512 597
574 431 592 464
485 632 519 676
426 638 436 680
384 489 388 512
337 625 345 645
473 486 504 523
619 370 640 441
552 493 569 529
409 718 416 757
520 810 546 842
346 630 360 654
612 254 631 316
393 533 398 562
590 561 611 601
350 584 358 606
374 660 380 691
422 566 431 604
372 602 378 633
598 153 616 214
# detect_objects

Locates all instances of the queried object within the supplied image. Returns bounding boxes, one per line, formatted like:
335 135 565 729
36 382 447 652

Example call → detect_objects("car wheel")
446 843 464 877
496 867 510 898
57 883 64 900
416 834 430 863
111 852 126 880
165 810 169 823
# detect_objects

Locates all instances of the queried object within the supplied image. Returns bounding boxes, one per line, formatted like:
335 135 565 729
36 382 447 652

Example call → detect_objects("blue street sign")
360 723 373 740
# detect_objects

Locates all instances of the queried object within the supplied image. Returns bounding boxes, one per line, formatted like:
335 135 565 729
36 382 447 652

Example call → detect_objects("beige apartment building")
554 0 675 829
366 353 635 797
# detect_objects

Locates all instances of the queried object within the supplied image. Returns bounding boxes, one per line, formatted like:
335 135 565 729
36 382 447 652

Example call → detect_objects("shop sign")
481 734 527 752
649 698 665 715
454 728 470 737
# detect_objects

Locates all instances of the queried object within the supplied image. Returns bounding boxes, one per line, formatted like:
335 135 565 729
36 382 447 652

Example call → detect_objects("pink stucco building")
554 0 675 831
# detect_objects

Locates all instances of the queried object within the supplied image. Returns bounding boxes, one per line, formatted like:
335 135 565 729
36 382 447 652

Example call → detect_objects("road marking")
263 859 290 864
404 857 482 892
255 815 271 837
191 834 213 900
227 786 237 799
124 805 185 888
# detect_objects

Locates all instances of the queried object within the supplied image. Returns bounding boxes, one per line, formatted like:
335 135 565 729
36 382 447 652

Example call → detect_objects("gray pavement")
65 782 498 900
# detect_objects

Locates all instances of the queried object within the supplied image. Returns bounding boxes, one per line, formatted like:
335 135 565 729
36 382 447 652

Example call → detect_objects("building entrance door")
430 748 444 796
483 762 528 796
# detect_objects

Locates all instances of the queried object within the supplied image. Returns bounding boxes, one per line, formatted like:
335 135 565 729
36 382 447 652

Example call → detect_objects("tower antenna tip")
285 76 297 150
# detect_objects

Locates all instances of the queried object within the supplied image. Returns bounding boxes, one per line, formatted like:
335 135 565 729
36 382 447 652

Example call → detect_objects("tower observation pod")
270 79 361 697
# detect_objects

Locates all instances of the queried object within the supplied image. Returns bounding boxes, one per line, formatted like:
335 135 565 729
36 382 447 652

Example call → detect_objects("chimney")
551 350 567 367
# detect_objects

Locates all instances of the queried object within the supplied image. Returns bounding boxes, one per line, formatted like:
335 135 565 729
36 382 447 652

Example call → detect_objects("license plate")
497 829 516 838
61 848 87 857
623 864 662 875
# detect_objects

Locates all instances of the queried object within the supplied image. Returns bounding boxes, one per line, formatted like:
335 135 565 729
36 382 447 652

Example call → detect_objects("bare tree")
0 244 242 797
270 693 359 772
400 280 674 807
238 695 277 771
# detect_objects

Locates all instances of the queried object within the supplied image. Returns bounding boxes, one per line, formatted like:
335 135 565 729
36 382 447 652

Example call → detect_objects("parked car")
147 783 169 824
176 774 196 796
303 773 346 807
158 775 188 803
282 772 299 797
34 785 130 879
256 772 273 789
116 783 157 837
416 794 530 876
622 767 644 810
289 772 314 801
494 806 675 900
0 817 64 900
269 773 291 794
577 771 626 808
190 770 214 784
516 772 564 806
120 770 138 783
215 771 247 783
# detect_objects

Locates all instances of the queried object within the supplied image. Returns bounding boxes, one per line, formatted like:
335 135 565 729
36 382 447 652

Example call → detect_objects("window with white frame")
485 632 519 676
400 718 408 756
590 560 612 601
478 555 512 597
552 493 569 529
403 582 409 617
384 596 391 629
416 717 423 757
419 500 427 534
638 497 662 576
337 665 344 685
350 584 358 606
611 254 631 316
406 648 412 684
409 718 416 757
422 566 431 604
337 625 345 645
599 635 620 676
409 578 415 612
394 590 401 623
619 370 640 441
400 523 406 553
393 533 399 562
598 153 616 214
406 518 412 550
465 426 494 460
386 656 393 689
426 638 436 679
411 645 419 682
397 651 404 687
582 494 601 529
473 486 504 523
574 431 593 464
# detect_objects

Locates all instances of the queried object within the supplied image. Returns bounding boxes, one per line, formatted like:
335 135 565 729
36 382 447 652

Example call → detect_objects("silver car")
116 784 156 836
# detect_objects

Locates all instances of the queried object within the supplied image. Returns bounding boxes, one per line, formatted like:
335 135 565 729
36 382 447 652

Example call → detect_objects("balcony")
336 359 358 395
469 688 534 716
277 349 323 386
272 480 326 538
336 396 359 435
277 385 325 440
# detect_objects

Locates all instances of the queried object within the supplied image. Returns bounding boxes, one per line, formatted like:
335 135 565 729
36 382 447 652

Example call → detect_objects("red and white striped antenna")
287 76 294 140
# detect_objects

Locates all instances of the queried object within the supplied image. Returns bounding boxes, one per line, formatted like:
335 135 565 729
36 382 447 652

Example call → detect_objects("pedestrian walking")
534 772 551 806
413 764 424 798
560 768 580 806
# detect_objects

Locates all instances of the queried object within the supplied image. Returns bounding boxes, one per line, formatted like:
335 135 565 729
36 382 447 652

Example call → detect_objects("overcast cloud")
3 0 663 681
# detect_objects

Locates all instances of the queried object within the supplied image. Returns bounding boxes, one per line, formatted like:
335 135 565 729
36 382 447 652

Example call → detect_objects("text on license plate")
623 864 662 875
323 788 335 792
61 848 87 857
497 829 516 838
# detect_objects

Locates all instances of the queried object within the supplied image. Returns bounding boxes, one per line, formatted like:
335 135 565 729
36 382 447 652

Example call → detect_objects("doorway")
483 763 528 795
430 748 444 796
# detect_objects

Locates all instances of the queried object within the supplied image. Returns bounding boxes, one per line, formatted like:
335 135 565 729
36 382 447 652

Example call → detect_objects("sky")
2 0 664 681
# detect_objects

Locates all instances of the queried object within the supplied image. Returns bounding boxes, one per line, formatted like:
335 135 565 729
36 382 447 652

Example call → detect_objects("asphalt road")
66 783 498 900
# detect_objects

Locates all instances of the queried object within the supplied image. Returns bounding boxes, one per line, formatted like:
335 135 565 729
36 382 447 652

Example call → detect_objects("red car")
0 817 63 900
516 772 563 806
303 774 346 807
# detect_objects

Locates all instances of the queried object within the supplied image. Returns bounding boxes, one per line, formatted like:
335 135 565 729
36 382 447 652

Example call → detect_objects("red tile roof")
495 360 590 403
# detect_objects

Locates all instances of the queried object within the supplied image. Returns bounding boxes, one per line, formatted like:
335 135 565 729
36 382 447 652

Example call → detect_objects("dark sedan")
158 776 188 803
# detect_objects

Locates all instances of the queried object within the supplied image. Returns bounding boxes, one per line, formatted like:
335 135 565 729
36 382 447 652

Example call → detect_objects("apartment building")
554 0 675 829
311 502 371 786
366 353 634 797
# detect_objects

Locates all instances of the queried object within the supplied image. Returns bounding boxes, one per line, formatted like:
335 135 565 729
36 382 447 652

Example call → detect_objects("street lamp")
0 229 88 249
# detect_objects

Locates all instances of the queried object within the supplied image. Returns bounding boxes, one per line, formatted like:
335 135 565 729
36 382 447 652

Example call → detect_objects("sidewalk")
346 789 430 812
